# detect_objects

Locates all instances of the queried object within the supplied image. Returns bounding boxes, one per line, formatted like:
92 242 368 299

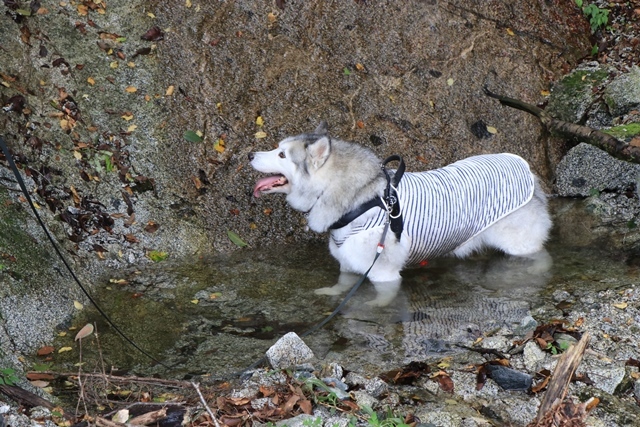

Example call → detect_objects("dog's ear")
307 136 331 170
314 121 329 135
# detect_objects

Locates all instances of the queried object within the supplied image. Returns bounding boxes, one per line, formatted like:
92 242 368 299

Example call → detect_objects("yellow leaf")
73 300 83 310
540 89 550 96
77 4 88 15
110 61 119 69
74 323 94 341
125 86 137 93
214 139 225 153
255 116 264 126
58 331 67 337
613 302 628 309
121 113 134 121
355 63 365 71
486 126 497 134
191 299 199 304
254 131 267 139
58 347 73 353
127 124 137 132
87 77 96 85
73 151 82 160
506 28 515 36
447 78 454 86
216 102 223 113
185 0 192 7
147 12 156 18
165 85 175 96
127 62 136 68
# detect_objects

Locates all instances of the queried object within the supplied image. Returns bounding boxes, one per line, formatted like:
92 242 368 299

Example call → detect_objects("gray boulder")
266 332 315 369
555 143 640 197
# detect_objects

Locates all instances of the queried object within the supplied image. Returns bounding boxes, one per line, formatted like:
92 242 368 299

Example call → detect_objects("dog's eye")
278 151 286 159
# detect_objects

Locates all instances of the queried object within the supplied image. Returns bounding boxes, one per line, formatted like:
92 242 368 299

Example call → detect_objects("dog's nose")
248 152 254 161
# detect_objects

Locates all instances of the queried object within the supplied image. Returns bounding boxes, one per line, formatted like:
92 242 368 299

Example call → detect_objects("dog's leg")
366 277 402 307
315 271 360 296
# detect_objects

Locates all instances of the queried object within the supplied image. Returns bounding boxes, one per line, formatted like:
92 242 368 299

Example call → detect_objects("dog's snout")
248 152 255 161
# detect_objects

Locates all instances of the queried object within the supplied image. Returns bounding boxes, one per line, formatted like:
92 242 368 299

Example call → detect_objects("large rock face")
0 1 593 365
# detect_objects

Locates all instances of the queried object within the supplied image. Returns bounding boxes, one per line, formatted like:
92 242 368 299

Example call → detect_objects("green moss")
602 122 640 140
559 68 609 91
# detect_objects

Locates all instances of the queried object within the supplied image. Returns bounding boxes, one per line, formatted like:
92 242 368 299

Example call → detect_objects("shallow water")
54 199 639 379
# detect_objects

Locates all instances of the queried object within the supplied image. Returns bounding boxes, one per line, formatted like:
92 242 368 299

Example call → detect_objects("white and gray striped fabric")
330 153 535 265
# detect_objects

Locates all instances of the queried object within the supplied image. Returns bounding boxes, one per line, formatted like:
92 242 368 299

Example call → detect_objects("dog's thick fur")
249 123 552 306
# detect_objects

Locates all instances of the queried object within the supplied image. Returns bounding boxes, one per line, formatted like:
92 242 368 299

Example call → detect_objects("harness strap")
328 155 405 240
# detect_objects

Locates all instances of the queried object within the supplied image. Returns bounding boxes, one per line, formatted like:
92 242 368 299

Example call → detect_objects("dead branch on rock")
527 332 595 427
0 384 54 409
484 87 640 164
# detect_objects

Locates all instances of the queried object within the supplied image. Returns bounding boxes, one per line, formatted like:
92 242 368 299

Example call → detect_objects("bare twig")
191 382 221 427
29 371 192 388
484 87 640 164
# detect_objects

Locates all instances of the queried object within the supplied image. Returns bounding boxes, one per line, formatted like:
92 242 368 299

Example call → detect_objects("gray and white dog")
249 122 551 306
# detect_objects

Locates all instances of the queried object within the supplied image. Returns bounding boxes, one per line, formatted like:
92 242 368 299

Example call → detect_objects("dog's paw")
364 297 392 307
314 286 344 296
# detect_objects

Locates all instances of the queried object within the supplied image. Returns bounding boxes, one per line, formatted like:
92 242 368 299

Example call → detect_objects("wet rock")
604 65 640 117
485 365 533 391
555 143 640 197
266 332 314 369
523 341 547 372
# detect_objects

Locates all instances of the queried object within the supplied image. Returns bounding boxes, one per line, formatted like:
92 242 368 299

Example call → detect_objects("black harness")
329 155 405 240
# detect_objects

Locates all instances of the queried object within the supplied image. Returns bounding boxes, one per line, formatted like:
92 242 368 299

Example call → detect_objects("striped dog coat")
330 153 535 265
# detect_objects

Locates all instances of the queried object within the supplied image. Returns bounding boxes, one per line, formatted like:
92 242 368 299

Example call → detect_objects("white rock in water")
266 332 314 369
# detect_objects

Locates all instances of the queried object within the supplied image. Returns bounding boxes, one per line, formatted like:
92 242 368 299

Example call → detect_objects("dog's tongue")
253 175 284 197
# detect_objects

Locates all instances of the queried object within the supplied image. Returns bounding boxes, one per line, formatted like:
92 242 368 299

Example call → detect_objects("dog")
249 122 552 306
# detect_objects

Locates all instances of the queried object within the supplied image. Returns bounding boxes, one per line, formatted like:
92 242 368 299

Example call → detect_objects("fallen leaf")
506 28 515 36
254 131 267 139
613 302 628 309
58 347 73 354
37 346 55 356
73 300 83 310
110 61 119 69
147 250 168 262
227 230 248 247
87 77 96 85
486 126 497 134
30 380 50 388
256 115 264 126
73 151 82 160
125 86 137 93
184 130 203 142
541 89 550 96
214 138 225 153
630 137 640 147
121 113 134 121
74 323 94 341
447 78 454 86
144 221 160 233
355 63 365 71
165 85 175 96
191 299 199 304
112 409 129 424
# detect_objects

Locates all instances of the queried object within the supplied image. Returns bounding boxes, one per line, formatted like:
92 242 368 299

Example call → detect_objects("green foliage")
576 1 609 33
546 340 571 355
302 417 323 427
360 406 412 427
0 368 20 386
